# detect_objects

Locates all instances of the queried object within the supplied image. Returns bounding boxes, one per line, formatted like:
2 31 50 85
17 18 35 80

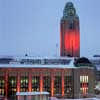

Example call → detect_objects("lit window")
80 76 89 96
0 76 5 96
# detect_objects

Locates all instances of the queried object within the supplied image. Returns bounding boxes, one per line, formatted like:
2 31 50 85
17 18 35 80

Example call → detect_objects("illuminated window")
8 76 17 97
80 76 88 95
32 76 40 92
0 76 4 96
20 73 28 92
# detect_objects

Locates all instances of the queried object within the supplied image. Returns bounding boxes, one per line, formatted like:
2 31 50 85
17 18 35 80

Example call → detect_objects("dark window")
69 22 74 29
54 72 62 97
64 76 73 98
54 76 62 95
43 76 51 92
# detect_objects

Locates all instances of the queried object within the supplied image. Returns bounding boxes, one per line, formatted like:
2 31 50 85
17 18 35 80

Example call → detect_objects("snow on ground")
61 98 100 100
50 97 100 100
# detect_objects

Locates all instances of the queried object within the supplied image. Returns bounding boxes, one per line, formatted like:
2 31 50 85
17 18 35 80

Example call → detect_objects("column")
40 72 43 92
5 71 8 99
62 71 64 97
17 72 20 92
28 72 32 92
28 72 32 100
17 72 20 100
51 72 54 97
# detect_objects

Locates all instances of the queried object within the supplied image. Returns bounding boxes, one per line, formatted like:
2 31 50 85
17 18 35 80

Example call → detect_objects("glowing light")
64 30 80 56
80 76 89 96
29 74 32 92
51 74 54 97
40 73 43 92
17 74 20 92
62 72 64 96
11 80 14 85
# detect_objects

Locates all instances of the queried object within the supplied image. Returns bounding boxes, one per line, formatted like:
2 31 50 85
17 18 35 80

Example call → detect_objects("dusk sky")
0 0 100 57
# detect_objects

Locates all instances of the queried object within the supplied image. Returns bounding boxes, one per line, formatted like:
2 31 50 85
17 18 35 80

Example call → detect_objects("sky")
0 0 100 57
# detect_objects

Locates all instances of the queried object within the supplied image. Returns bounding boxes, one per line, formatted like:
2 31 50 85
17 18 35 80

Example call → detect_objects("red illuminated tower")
60 2 80 57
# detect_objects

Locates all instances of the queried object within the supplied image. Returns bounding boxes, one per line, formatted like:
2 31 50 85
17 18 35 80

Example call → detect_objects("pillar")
51 72 54 97
17 72 20 92
28 72 32 92
40 72 43 92
62 71 64 97
17 72 20 100
5 71 8 99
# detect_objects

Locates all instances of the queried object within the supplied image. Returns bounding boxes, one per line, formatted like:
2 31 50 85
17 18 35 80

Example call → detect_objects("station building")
0 2 95 100
0 57 95 100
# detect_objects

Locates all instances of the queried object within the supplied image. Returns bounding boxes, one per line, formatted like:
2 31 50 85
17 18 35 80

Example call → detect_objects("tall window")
43 72 51 92
54 72 62 96
64 71 73 98
32 72 40 92
20 73 28 92
80 76 88 95
0 76 4 96
8 76 17 96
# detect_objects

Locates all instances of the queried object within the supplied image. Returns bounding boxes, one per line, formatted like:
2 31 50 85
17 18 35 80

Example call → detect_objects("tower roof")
65 2 74 9
63 2 76 17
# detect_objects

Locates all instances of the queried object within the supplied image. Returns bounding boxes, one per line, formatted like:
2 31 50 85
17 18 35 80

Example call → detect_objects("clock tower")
60 2 80 57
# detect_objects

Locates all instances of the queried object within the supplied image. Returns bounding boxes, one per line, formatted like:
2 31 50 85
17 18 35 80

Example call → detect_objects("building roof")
0 56 95 69
0 64 76 69
0 56 76 68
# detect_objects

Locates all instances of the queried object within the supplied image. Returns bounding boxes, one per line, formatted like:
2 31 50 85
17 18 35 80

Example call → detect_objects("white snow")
16 92 49 95
50 98 100 100
0 63 76 68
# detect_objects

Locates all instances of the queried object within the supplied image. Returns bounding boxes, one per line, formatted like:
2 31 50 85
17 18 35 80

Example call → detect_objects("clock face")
67 8 75 16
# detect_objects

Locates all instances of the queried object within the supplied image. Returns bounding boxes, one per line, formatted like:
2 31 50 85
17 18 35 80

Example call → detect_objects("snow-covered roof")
50 97 99 100
0 56 95 69
0 60 75 68
0 55 73 59
0 56 77 68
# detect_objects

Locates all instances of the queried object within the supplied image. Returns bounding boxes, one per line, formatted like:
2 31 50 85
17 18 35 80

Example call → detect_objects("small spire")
25 53 28 57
